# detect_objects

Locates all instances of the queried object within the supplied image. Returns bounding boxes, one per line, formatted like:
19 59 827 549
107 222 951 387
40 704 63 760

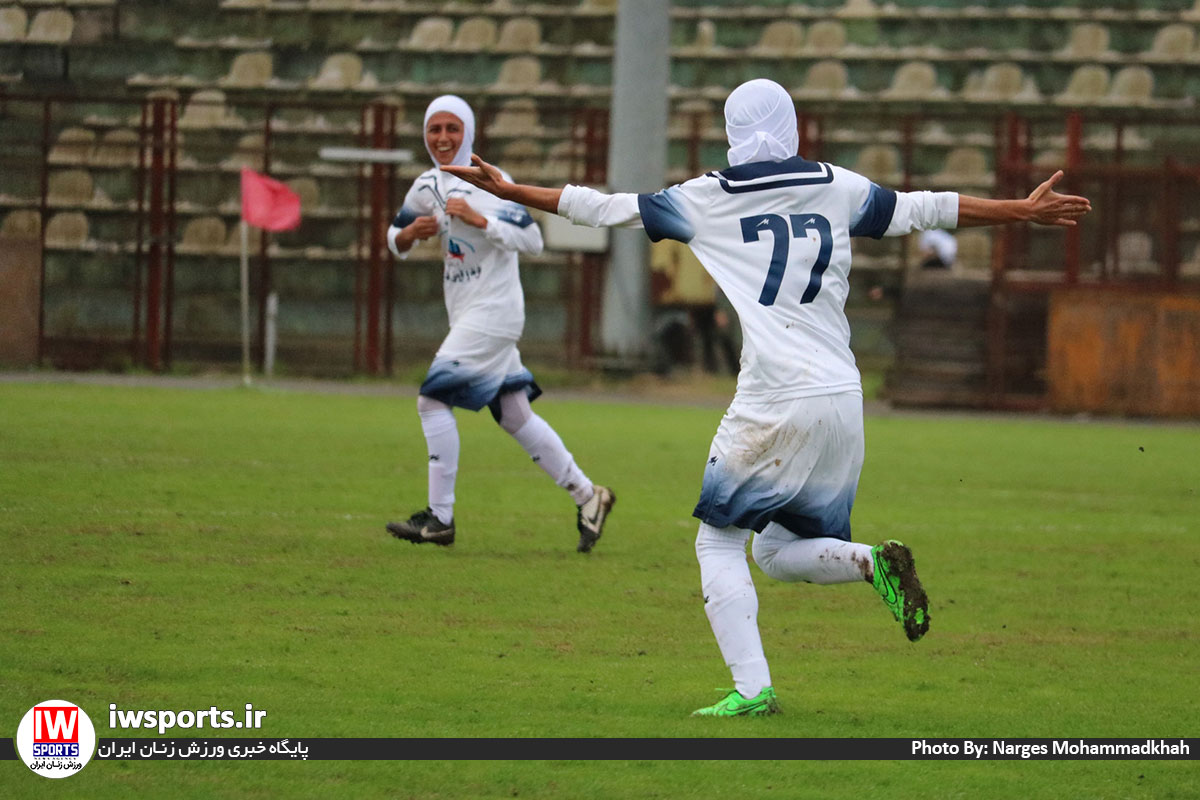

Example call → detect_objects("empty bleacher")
3 0 1200 380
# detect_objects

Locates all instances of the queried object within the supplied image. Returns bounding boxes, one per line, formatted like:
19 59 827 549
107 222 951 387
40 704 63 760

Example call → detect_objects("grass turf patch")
1 380 1196 796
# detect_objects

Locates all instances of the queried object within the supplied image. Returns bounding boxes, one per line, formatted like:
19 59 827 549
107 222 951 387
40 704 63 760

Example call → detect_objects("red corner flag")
240 168 301 232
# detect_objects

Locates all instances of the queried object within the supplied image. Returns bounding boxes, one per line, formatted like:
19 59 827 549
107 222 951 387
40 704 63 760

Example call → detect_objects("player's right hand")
405 215 440 241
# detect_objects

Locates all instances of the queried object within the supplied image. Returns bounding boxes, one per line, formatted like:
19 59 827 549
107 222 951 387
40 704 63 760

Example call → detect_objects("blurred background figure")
917 228 958 271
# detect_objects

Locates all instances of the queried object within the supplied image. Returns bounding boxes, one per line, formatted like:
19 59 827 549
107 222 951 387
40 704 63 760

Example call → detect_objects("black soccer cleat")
575 485 615 553
387 507 455 546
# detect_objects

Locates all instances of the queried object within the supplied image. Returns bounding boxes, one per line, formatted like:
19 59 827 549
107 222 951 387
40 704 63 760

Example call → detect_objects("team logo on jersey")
446 237 475 262
15 699 97 779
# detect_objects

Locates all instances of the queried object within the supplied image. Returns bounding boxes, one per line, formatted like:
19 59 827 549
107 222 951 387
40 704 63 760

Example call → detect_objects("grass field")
1 376 1197 798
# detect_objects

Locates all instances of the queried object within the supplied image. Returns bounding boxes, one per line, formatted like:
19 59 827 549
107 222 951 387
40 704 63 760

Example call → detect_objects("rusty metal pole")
132 101 148 363
365 101 393 376
145 96 167 371
1064 111 1083 285
163 98 178 368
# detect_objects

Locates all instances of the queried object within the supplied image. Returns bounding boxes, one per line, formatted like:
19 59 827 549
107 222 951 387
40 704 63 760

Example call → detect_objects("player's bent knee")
750 534 784 580
495 391 532 435
417 394 450 415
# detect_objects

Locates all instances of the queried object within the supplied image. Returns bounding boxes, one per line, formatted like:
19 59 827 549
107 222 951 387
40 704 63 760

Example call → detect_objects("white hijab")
724 79 799 167
423 94 475 168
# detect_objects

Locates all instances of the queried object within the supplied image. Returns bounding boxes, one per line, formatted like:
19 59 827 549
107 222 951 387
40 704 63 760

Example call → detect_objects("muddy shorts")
419 325 541 417
692 391 864 539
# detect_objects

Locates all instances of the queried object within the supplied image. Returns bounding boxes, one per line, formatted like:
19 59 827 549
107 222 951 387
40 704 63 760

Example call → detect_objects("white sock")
510 413 593 506
751 523 874 584
695 523 771 699
418 403 459 525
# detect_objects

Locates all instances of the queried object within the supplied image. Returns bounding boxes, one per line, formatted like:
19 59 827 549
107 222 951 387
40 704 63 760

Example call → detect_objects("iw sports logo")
15 699 96 779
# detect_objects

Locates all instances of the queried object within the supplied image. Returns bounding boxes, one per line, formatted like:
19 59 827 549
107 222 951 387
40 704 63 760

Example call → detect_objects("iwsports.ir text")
109 703 266 735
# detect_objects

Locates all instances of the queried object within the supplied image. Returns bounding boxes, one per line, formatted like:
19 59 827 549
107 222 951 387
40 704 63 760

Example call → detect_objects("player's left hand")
1026 170 1092 227
441 154 508 197
445 197 487 229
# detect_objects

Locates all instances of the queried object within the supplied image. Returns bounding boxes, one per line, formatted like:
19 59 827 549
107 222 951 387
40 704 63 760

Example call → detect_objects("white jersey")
391 168 543 340
559 157 958 402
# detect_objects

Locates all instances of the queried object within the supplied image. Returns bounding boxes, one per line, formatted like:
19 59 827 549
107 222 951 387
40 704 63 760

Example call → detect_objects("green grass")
1 379 1197 798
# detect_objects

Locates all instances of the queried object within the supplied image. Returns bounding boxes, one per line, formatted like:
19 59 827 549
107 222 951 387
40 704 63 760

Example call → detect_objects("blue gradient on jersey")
692 462 856 540
849 183 898 239
496 202 535 228
420 358 540 413
638 188 694 243
393 206 419 228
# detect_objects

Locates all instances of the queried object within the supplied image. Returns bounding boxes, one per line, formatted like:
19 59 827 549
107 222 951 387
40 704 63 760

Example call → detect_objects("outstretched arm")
958 170 1091 228
442 154 563 214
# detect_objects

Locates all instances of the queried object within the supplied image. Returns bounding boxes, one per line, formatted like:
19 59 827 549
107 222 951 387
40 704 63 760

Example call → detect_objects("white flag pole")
240 219 252 386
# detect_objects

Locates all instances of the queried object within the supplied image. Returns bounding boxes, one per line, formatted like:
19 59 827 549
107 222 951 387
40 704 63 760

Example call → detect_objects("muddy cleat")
872 539 930 641
691 686 780 717
387 507 455 546
575 485 616 553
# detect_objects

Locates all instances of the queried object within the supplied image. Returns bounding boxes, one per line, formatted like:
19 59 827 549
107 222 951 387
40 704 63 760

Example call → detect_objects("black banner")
4 737 1191 761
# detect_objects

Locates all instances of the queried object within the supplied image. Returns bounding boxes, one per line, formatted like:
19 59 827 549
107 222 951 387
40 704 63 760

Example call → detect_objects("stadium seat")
1147 23 1195 61
179 89 244 129
48 169 96 205
836 0 880 18
749 20 805 56
287 177 320 212
44 211 88 248
452 16 497 52
225 223 263 252
1054 64 1109 106
218 51 273 88
960 62 1041 104
1180 243 1200 277
407 16 453 50
0 6 27 42
852 144 901 184
676 19 719 56
308 53 376 90
0 210 41 240
25 8 73 44
879 61 947 101
794 59 854 99
1116 231 1156 275
221 133 266 170
668 97 717 139
1057 22 1111 61
1106 65 1155 106
48 127 96 165
576 0 618 12
499 139 544 179
179 215 227 254
485 98 544 138
92 129 141 168
803 20 846 55
931 146 990 187
542 140 576 182
496 17 541 54
489 56 546 93
954 230 992 273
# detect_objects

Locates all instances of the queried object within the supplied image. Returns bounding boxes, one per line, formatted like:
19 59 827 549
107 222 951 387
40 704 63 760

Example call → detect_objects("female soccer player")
442 79 1090 716
385 95 615 552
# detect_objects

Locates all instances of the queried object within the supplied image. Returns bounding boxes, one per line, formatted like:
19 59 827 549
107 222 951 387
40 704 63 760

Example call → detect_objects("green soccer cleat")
691 686 780 717
872 539 930 642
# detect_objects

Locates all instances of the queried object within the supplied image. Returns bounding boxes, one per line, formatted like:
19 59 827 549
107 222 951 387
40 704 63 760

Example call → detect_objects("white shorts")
419 325 540 414
692 391 864 539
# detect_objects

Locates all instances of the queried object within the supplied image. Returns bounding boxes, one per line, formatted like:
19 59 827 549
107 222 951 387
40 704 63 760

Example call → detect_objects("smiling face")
425 111 465 166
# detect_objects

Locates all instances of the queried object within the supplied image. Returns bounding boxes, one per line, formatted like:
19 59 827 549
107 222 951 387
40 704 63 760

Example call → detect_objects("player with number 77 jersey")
442 78 1090 718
